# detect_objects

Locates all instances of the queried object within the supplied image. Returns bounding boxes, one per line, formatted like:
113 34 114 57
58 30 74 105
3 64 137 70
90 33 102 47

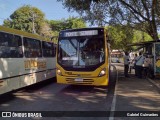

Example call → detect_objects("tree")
108 24 134 51
156 0 160 17
49 17 86 32
3 5 46 34
48 17 86 43
39 21 53 38
58 0 159 41
108 24 152 51
132 30 152 43
68 17 86 28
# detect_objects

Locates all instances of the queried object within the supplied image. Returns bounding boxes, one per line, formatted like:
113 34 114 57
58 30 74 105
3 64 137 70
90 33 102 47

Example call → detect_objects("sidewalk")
112 63 160 120
147 77 160 93
113 63 160 91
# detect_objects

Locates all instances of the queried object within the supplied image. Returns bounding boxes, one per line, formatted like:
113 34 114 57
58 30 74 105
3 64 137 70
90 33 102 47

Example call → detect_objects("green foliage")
132 30 152 43
49 17 86 32
58 0 159 40
39 21 53 38
49 17 86 43
57 0 92 11
107 25 152 51
3 5 45 34
3 19 11 27
70 17 86 28
107 24 133 51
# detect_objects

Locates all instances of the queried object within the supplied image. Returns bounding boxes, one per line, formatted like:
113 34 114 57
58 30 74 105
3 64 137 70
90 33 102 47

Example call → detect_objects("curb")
147 78 160 92
109 66 118 120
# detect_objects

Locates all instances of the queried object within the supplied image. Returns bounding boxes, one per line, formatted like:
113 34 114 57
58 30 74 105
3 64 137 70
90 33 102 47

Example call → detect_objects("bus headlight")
57 68 62 76
98 68 106 77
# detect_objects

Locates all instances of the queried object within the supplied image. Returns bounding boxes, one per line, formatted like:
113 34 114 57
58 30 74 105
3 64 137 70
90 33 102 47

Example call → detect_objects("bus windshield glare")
58 37 105 68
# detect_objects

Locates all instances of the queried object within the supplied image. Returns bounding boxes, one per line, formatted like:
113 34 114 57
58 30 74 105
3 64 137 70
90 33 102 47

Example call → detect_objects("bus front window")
58 37 105 68
58 39 78 66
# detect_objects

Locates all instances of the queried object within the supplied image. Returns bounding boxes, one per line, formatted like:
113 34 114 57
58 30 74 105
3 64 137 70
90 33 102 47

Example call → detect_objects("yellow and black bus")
56 27 110 86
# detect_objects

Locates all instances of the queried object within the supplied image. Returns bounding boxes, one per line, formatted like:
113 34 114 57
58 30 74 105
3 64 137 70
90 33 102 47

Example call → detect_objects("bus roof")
0 26 51 42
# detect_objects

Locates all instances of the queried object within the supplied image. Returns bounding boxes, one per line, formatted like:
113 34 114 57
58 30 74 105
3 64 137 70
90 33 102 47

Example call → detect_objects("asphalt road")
0 76 116 120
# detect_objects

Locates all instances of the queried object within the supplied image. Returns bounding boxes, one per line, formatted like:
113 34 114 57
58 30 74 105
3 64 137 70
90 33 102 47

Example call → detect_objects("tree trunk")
151 0 159 41
151 22 159 41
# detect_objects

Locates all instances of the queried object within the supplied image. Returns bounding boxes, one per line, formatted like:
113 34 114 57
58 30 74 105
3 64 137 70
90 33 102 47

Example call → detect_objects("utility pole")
30 10 36 34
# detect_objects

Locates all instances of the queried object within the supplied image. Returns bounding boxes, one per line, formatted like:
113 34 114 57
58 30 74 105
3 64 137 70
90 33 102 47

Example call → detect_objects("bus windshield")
58 37 105 68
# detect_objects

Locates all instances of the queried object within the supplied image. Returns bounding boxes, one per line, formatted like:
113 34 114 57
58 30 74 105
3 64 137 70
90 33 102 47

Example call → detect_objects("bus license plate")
75 78 83 82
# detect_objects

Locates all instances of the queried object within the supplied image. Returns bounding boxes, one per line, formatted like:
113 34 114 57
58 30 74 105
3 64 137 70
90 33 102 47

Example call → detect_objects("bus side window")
0 32 5 57
0 32 10 58
0 32 22 58
42 41 54 57
24 38 30 57
13 35 23 58
24 38 42 58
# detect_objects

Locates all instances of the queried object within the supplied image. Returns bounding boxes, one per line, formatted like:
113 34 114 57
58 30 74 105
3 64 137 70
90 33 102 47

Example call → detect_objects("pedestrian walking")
124 52 130 77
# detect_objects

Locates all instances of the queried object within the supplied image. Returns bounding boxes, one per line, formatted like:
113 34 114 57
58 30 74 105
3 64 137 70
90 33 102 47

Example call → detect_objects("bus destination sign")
64 30 98 37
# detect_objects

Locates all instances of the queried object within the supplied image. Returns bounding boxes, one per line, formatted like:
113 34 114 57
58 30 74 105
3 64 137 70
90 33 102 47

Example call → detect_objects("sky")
0 0 79 25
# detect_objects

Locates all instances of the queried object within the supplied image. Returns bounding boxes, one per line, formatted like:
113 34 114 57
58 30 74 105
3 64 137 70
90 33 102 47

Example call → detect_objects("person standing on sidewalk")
133 53 138 76
124 52 130 77
129 52 136 73
135 52 145 78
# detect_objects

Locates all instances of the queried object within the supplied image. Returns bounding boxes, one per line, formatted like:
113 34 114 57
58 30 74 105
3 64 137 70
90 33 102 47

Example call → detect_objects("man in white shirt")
135 52 145 78
124 52 130 77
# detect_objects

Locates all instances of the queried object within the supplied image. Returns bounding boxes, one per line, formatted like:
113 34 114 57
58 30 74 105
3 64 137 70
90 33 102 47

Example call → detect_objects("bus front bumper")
56 74 109 86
